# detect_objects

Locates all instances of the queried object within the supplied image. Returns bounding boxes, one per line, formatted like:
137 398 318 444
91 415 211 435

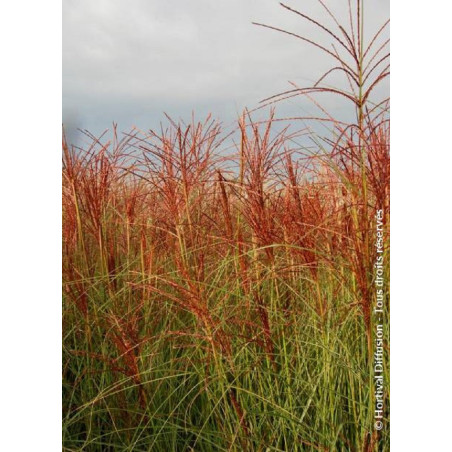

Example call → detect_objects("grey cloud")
63 0 389 142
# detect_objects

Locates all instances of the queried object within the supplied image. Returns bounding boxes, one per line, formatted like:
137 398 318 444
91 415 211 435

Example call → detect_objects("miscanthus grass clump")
63 1 389 450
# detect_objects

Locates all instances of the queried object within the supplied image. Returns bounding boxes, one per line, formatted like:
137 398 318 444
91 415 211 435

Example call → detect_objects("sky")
63 0 389 145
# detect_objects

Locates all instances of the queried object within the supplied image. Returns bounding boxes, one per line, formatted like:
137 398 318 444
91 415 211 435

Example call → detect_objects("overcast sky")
63 0 389 144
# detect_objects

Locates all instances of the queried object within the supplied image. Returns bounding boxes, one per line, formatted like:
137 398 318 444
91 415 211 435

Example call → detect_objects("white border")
1 1 61 450
391 1 452 450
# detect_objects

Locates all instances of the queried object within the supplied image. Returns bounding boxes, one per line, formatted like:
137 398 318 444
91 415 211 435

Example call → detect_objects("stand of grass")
63 1 389 450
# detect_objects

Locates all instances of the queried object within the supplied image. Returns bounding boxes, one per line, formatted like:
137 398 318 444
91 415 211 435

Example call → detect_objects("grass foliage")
63 1 389 450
